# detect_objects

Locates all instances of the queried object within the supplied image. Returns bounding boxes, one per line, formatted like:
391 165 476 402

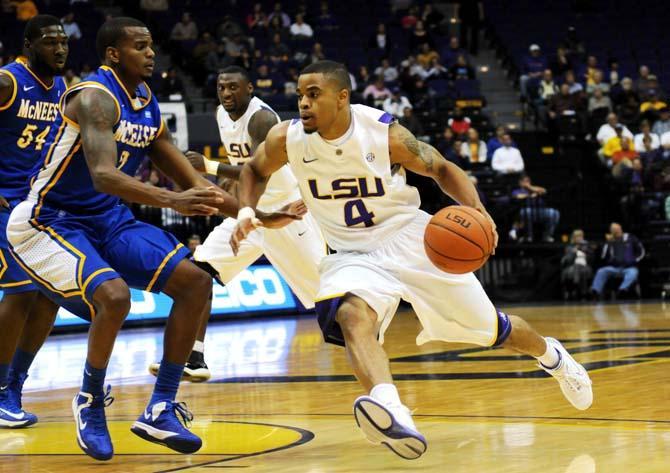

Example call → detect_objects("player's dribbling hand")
185 151 206 173
0 195 9 209
256 200 307 229
171 186 224 216
230 217 261 255
475 204 499 254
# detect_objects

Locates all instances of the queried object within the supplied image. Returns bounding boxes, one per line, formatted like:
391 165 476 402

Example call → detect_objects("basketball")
424 206 494 274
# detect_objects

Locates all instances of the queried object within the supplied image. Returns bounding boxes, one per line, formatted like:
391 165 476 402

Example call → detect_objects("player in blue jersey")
7 17 303 460
0 15 68 429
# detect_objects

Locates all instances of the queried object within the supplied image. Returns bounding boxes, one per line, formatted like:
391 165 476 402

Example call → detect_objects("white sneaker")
353 395 427 460
539 337 593 410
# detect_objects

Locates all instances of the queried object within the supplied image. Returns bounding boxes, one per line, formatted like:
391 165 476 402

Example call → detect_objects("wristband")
237 207 256 220
204 158 219 176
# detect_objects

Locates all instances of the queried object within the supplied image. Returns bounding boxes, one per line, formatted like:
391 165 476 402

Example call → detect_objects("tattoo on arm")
394 123 435 171
248 109 279 152
77 90 120 169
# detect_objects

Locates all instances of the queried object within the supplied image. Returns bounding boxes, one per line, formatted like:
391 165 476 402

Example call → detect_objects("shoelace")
553 364 588 392
172 401 194 429
87 386 115 430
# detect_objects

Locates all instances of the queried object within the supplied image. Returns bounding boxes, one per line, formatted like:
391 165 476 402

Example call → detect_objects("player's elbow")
90 169 118 194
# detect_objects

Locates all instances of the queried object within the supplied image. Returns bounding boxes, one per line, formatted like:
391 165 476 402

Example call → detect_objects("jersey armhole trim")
58 82 122 130
156 119 166 139
0 70 18 112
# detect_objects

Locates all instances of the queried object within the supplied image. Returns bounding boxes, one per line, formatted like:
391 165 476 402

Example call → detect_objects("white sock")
537 339 561 369
193 340 205 353
370 383 401 406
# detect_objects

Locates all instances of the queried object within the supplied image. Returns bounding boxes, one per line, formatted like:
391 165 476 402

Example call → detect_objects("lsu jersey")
285 104 421 252
0 59 67 203
26 65 163 215
216 96 300 210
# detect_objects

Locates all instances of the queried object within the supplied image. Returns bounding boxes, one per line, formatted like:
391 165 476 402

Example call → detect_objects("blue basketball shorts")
0 200 37 295
6 201 190 320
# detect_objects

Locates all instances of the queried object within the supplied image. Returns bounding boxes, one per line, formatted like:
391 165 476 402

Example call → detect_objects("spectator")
246 3 268 31
634 120 660 151
608 58 620 86
596 112 633 145
253 64 283 97
550 45 572 78
652 107 670 136
460 128 488 164
437 127 456 157
564 70 583 95
268 32 291 63
442 36 466 67
456 0 483 54
171 12 198 41
537 69 558 102
80 63 93 80
410 77 436 112
563 25 586 60
421 4 444 32
399 107 425 138
612 77 639 106
409 20 434 52
588 87 612 113
448 54 475 80
267 14 289 41
635 65 653 97
561 229 594 299
492 134 525 174
445 139 469 169
316 2 338 31
363 77 391 107
64 68 81 88
217 14 244 41
383 88 412 118
610 137 639 178
375 58 399 83
187 234 202 254
448 108 471 136
602 125 632 162
401 55 428 81
425 57 448 80
356 65 371 89
401 5 419 29
512 174 560 242
158 68 185 100
417 43 439 69
586 70 610 96
591 223 645 298
582 55 601 86
640 91 668 113
290 14 313 39
548 83 578 120
369 23 389 54
14 0 38 21
268 2 291 28
61 12 82 40
310 42 325 64
520 44 547 98
487 125 515 159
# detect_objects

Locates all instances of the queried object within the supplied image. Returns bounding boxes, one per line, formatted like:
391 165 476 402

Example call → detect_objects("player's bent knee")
491 310 513 347
93 279 131 317
315 295 374 347
169 263 212 301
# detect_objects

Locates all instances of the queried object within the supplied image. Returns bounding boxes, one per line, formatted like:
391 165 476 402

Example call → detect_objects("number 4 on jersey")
344 199 375 227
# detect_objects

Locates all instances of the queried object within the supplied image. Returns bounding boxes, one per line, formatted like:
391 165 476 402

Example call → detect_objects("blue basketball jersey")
0 59 66 203
27 65 164 216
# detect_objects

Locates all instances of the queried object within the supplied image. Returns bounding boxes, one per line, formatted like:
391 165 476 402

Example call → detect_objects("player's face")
297 73 347 134
217 73 252 114
29 25 69 74
116 27 155 80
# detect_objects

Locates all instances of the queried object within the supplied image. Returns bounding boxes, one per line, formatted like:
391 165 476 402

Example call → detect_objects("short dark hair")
220 65 251 82
96 17 147 61
300 60 352 92
24 15 62 42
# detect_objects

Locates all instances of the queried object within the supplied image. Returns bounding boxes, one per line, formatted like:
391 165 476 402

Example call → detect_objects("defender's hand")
256 200 307 229
0 195 8 209
185 151 207 173
171 186 223 216
230 217 261 255
475 204 499 254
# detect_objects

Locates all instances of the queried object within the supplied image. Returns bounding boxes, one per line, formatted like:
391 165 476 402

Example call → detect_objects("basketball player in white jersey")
149 66 326 380
231 61 593 460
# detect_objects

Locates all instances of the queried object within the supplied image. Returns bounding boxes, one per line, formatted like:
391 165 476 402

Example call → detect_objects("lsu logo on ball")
444 212 471 229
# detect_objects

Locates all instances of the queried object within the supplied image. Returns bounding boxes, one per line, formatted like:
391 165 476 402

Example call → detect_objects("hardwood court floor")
1 302 669 472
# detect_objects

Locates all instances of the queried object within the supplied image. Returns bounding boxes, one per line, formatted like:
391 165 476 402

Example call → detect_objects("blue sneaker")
71 386 115 461
131 401 201 454
353 396 427 460
0 374 37 429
